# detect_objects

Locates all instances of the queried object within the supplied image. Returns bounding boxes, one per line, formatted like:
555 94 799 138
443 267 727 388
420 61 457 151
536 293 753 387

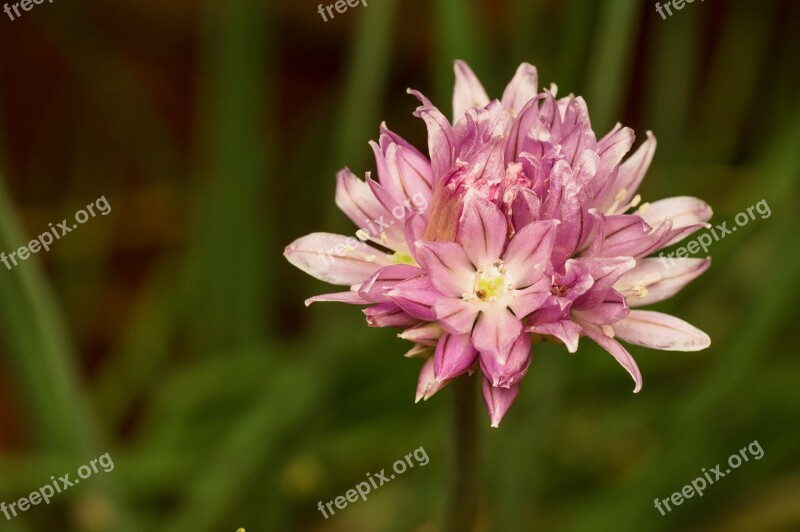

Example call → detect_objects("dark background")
0 0 798 530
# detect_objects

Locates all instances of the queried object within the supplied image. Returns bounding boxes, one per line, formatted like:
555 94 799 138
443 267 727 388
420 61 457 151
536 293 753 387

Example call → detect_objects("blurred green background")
0 0 798 531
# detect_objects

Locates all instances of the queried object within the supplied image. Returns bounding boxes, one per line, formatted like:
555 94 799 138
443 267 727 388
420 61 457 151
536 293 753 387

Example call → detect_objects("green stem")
445 375 480 532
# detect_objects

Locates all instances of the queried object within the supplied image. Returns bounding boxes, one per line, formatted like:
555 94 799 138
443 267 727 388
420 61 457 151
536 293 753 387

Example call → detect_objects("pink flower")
285 60 711 427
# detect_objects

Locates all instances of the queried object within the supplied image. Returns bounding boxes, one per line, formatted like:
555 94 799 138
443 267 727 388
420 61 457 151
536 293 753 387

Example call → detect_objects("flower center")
473 262 508 302
550 284 570 297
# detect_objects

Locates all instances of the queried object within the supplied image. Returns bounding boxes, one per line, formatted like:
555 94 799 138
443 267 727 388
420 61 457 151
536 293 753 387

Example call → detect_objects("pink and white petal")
638 196 713 230
472 307 523 363
284 233 393 286
305 291 369 307
572 290 630 326
409 89 455 185
612 310 711 351
616 257 710 307
452 60 490 121
507 275 551 318
414 241 475 297
577 319 642 393
402 212 427 263
501 62 538 116
404 344 431 358
503 220 559 286
363 303 419 328
527 319 582 353
386 276 439 321
572 256 636 309
398 322 444 346
434 333 479 381
482 376 520 428
508 187 542 235
416 357 449 402
480 331 531 388
608 131 656 210
358 264 424 303
434 297 480 335
458 190 508 268
639 197 712 248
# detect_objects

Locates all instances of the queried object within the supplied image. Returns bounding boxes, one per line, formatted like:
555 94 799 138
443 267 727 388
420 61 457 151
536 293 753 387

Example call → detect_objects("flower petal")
482 376 520 427
409 89 454 185
398 322 444 346
386 276 439 321
638 196 713 247
507 275 550 318
305 291 368 306
604 131 656 211
434 297 480 335
577 319 642 393
363 303 419 328
434 332 479 381
612 310 711 351
358 265 424 303
527 319 582 353
452 60 490 121
616 257 711 307
284 233 393 285
503 220 558 286
335 168 405 248
501 62 538 116
472 307 523 363
414 241 475 297
416 357 449 402
480 331 531 388
458 190 508 268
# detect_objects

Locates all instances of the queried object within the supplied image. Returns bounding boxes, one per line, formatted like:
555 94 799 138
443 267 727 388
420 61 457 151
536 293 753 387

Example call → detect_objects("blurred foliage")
0 0 798 531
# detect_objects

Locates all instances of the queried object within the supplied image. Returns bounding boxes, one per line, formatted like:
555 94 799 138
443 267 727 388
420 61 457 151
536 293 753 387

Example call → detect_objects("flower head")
285 60 711 427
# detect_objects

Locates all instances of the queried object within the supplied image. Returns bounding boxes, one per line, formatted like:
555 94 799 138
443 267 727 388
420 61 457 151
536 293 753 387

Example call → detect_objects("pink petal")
507 275 550 318
612 310 711 351
480 331 531 388
434 333 479 381
472 308 523 363
335 168 405 248
639 196 713 247
458 190 508 268
577 319 642 393
414 241 474 297
572 256 636 309
606 131 656 211
386 276 439 321
452 60 490 121
284 233 393 285
416 357 449 402
616 258 711 307
508 187 542 235
502 220 558 287
409 89 454 186
398 322 444 346
305 291 368 306
363 303 419 328
501 62 538 116
482 376 520 427
527 319 582 353
358 265 424 303
434 297 480 335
